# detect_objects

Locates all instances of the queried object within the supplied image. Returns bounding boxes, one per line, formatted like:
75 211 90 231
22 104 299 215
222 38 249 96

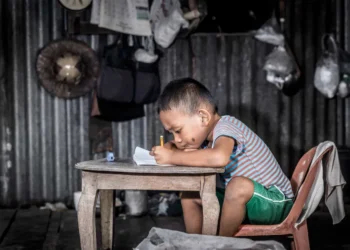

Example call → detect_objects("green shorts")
216 180 293 225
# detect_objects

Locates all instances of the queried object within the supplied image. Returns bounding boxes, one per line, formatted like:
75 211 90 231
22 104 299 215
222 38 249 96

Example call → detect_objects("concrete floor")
0 206 349 249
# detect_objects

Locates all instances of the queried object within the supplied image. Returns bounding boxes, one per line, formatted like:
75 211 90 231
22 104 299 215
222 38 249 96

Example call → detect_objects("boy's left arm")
152 136 234 167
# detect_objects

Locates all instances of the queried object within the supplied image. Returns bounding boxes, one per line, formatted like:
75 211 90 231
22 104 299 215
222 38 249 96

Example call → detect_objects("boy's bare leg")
180 191 203 234
219 177 254 236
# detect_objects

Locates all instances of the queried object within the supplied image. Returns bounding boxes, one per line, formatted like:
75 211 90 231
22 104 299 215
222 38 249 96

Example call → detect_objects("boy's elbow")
213 151 230 167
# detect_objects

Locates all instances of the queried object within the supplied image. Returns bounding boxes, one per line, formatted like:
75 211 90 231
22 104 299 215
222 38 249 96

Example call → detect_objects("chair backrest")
283 145 333 226
290 147 317 195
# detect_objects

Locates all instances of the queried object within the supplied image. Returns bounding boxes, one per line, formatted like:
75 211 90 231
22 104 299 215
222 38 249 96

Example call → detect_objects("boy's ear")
198 109 211 126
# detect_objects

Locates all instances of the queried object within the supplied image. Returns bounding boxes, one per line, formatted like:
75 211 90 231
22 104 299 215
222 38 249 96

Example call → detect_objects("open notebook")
133 146 173 166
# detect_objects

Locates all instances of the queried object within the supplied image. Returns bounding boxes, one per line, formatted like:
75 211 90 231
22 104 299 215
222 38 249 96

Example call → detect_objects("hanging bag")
314 34 340 98
91 35 161 122
254 14 285 47
337 45 350 98
255 11 301 96
98 35 161 105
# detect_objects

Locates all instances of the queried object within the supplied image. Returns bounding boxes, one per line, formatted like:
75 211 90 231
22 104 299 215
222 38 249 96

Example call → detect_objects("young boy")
150 77 293 236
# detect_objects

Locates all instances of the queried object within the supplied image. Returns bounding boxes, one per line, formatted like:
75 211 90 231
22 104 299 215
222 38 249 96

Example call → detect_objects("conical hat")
36 38 100 98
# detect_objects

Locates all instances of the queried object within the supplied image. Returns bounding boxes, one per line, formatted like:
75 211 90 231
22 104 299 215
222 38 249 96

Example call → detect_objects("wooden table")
75 158 224 250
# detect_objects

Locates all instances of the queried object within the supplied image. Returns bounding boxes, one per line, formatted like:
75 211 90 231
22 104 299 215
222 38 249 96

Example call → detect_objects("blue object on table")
106 151 115 162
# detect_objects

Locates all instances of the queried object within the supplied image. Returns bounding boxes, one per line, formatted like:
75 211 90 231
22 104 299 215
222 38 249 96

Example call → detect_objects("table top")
75 158 225 174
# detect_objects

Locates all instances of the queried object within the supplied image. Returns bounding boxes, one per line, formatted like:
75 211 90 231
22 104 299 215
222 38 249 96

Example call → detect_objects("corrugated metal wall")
0 0 349 207
0 0 94 207
0 0 10 206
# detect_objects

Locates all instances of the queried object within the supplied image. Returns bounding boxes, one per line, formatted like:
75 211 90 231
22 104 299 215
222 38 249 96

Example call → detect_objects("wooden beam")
57 210 81 249
42 212 62 250
0 208 50 249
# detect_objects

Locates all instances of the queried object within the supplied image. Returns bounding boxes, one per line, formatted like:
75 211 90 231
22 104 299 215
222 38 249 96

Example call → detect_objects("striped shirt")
212 115 294 198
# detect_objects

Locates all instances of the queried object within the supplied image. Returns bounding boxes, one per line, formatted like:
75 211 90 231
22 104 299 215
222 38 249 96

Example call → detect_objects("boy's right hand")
150 140 177 156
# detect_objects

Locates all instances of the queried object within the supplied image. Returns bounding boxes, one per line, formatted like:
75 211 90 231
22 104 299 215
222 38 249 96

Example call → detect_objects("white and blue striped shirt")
212 115 294 198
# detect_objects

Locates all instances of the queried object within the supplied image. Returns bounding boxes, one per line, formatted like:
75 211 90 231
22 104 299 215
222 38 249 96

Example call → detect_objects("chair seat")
233 146 333 250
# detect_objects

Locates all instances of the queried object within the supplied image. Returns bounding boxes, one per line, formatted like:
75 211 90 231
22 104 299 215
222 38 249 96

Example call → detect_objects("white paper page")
133 146 157 165
133 146 173 166
99 0 152 36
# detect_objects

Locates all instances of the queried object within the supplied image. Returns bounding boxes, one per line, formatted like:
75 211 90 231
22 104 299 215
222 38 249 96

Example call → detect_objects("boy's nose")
174 134 182 143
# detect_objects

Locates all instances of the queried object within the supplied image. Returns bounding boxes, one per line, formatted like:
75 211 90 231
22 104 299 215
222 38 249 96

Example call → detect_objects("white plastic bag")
150 0 189 48
314 34 340 98
135 227 287 250
125 190 148 216
134 48 159 63
337 47 350 98
263 46 297 90
254 15 285 46
314 61 339 98
337 74 350 98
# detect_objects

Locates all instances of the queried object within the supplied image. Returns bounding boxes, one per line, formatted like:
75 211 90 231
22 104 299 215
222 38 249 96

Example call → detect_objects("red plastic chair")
234 146 333 250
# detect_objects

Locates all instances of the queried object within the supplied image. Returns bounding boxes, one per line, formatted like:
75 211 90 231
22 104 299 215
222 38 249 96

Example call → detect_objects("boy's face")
159 109 209 150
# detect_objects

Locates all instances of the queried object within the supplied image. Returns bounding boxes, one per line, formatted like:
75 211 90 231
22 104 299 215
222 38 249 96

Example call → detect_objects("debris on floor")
39 202 68 211
73 191 122 211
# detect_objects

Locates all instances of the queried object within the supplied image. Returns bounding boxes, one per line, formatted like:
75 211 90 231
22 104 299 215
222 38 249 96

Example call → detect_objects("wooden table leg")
100 190 115 250
78 171 98 250
200 174 220 235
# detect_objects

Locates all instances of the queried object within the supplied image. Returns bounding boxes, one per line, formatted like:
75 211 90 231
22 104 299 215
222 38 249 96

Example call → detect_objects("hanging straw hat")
36 38 100 98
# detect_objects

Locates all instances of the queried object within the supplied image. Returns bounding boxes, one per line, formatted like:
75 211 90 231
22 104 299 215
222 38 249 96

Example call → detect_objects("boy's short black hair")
157 77 218 114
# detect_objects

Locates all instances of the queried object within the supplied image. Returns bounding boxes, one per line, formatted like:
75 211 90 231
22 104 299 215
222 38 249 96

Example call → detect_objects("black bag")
95 95 145 122
98 35 161 105
91 35 161 122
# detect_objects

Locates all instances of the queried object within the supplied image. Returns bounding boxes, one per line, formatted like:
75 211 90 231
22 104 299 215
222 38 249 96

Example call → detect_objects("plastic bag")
337 47 350 98
254 15 285 46
263 46 299 91
135 227 287 250
125 190 148 216
148 192 182 216
134 48 159 63
150 0 189 48
337 74 350 98
255 14 301 95
314 34 340 98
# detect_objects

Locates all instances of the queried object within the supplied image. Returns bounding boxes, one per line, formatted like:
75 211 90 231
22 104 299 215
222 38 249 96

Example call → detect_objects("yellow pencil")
160 135 164 147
